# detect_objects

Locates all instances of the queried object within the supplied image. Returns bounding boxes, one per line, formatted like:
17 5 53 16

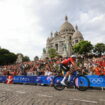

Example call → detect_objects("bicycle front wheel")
53 76 65 91
74 75 90 91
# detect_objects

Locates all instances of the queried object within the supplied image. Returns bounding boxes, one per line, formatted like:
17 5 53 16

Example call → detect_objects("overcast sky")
0 0 105 60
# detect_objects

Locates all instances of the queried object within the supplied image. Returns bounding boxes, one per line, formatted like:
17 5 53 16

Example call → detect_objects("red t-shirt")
61 57 74 65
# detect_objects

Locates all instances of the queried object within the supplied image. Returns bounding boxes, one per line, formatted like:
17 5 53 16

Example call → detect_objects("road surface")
0 83 105 105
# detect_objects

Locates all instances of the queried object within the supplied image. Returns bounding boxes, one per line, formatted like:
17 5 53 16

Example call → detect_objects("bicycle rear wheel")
74 75 90 91
53 76 65 91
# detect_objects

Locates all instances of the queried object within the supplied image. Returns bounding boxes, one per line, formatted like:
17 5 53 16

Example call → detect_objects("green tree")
93 43 105 56
22 56 30 62
0 49 9 55
43 48 46 54
0 48 17 65
73 40 93 56
48 48 58 58
34 56 39 61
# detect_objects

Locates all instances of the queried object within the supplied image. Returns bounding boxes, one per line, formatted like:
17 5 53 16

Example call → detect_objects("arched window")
55 44 58 51
75 40 78 43
69 36 71 40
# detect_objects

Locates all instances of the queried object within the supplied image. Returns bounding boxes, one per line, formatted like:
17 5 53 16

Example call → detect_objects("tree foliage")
73 40 93 55
34 56 39 61
93 43 105 56
43 48 46 54
16 53 30 62
0 48 17 65
22 56 30 62
48 48 58 58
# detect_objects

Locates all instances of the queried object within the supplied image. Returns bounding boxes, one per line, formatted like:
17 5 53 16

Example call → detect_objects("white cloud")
77 11 105 44
0 0 47 60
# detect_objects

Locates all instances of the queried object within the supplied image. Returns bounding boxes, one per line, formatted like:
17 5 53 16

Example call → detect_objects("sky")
0 0 105 60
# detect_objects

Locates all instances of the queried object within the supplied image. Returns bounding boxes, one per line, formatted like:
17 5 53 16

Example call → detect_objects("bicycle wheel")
74 75 90 91
53 76 65 91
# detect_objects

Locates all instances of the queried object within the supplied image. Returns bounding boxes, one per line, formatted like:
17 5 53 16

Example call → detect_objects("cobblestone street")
0 84 105 105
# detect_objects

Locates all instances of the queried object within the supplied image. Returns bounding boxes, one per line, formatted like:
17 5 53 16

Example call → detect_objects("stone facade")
43 16 84 58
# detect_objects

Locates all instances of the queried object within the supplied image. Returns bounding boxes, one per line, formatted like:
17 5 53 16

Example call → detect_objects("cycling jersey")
60 57 75 72
61 57 75 65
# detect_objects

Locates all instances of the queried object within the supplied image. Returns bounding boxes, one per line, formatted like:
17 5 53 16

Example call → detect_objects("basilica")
43 16 84 58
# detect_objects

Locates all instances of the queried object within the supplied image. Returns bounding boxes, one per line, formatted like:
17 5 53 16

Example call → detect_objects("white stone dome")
72 31 83 39
60 16 74 32
72 25 83 39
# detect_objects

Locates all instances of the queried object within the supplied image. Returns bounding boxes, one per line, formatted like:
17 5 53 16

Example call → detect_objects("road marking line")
72 99 98 103
99 99 105 101
16 91 26 94
38 94 53 98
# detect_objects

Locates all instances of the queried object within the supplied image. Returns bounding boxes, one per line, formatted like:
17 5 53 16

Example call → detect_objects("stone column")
58 42 62 53
65 36 72 57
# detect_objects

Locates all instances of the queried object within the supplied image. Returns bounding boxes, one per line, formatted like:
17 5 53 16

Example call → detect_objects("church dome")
72 25 84 39
60 16 74 32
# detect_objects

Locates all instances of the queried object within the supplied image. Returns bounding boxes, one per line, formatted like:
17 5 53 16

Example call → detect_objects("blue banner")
0 76 7 82
87 75 105 87
13 76 37 83
0 75 105 87
13 76 54 84
35 76 54 84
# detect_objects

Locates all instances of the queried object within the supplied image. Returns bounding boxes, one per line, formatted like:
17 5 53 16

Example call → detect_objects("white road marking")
72 99 98 103
16 91 26 94
38 94 53 98
99 99 105 101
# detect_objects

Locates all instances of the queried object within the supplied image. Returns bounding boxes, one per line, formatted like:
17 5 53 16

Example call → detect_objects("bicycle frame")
66 71 79 86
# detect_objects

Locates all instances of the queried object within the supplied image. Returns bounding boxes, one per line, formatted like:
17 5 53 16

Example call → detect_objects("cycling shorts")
60 64 70 72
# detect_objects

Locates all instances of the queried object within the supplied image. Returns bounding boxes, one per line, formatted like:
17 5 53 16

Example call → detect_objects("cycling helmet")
71 55 77 58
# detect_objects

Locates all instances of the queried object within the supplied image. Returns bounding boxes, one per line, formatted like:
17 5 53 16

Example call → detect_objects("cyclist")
60 55 78 85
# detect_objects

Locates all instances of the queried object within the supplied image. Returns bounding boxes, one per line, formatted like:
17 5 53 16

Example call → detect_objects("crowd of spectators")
0 56 105 76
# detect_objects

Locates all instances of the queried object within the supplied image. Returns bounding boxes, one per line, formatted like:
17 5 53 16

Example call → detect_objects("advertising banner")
87 75 105 87
13 76 37 83
0 75 105 87
0 76 7 82
13 76 54 84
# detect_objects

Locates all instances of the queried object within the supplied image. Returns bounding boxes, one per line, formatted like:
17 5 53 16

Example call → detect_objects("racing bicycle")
53 71 90 91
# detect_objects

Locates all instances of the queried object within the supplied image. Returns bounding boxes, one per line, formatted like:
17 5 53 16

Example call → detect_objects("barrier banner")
36 76 54 84
13 76 54 84
0 76 7 82
53 75 105 87
13 76 37 83
1 75 105 87
87 75 105 87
